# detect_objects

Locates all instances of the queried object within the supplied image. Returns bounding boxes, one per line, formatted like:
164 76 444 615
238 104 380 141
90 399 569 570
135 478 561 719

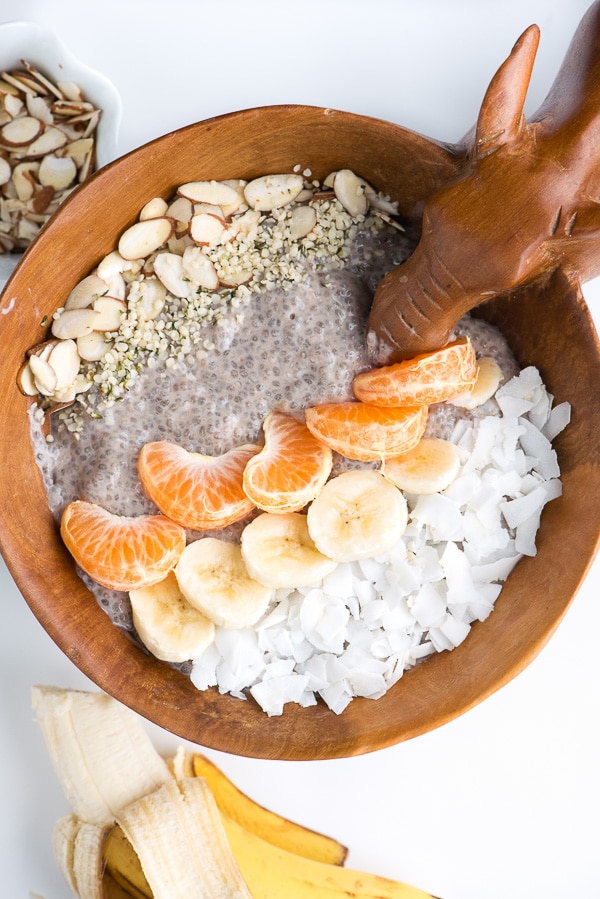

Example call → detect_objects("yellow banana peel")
182 749 348 866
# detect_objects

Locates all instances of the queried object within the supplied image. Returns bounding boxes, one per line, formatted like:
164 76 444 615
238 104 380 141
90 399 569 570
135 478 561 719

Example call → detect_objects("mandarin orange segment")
60 500 186 592
138 441 260 530
352 337 477 406
305 401 428 462
242 411 333 513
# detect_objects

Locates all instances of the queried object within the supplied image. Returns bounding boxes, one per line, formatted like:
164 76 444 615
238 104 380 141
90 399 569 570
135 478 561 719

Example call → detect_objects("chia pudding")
25 170 568 715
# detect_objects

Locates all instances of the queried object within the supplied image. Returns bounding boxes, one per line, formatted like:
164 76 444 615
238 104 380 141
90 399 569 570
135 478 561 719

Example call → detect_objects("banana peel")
174 747 348 866
103 805 435 899
33 686 438 899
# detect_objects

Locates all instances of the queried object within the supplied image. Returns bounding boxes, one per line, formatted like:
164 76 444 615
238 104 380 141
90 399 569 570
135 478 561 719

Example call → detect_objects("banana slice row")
127 445 466 657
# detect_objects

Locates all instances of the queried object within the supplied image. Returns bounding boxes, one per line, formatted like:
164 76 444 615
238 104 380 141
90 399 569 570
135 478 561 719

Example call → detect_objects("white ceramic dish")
0 20 122 287
0 20 122 165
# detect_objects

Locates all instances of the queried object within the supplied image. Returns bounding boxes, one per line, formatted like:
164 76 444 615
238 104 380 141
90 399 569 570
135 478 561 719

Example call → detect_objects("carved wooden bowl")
1 105 600 760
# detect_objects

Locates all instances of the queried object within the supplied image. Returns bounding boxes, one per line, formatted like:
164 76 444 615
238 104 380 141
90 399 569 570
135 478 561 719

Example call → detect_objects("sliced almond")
244 173 304 211
73 372 93 393
92 296 126 331
167 233 194 255
189 211 228 246
218 179 248 216
193 202 226 222
30 185 56 214
16 218 40 242
323 171 336 188
4 93 24 118
28 353 58 396
289 204 317 240
65 273 109 310
177 180 239 207
52 385 76 404
56 81 83 102
20 61 64 99
118 216 174 260
0 116 43 147
153 251 194 298
181 246 219 290
0 71 36 95
51 308 99 340
27 339 56 361
96 250 128 282
295 188 315 203
166 196 193 224
25 126 68 157
26 93 53 125
0 79 20 98
333 169 368 217
219 269 254 288
48 339 81 391
17 360 38 396
139 197 169 221
38 154 77 190
77 331 112 362
51 99 95 117
77 148 94 183
12 162 38 201
365 186 399 216
61 137 94 166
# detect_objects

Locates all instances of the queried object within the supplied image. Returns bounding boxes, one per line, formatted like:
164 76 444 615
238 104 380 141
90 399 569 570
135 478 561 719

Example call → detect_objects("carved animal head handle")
368 1 600 361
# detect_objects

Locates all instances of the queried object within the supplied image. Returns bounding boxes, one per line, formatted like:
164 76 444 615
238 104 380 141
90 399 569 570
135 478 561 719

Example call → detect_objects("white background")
1 2 600 897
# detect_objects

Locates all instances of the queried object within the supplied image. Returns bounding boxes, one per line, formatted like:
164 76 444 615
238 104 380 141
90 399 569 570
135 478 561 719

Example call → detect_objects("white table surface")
1 2 599 897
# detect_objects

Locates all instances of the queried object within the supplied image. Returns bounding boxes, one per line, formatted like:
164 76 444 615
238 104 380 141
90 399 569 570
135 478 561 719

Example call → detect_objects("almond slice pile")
0 59 101 253
19 167 401 418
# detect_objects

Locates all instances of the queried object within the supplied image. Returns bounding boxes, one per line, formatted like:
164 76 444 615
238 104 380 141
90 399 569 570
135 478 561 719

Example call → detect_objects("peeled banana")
129 570 215 663
240 511 338 588
174 536 273 628
381 438 461 495
449 356 502 409
31 685 172 825
33 686 437 899
306 469 408 562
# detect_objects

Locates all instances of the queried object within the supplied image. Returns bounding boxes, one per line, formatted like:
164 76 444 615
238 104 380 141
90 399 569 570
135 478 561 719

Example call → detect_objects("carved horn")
474 24 540 158
367 2 600 362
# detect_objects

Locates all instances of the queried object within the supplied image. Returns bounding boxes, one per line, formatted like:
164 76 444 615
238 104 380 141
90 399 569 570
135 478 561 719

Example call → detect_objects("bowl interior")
1 105 600 760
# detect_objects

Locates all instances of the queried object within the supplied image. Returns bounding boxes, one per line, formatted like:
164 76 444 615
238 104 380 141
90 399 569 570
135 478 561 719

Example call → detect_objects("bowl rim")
2 104 600 760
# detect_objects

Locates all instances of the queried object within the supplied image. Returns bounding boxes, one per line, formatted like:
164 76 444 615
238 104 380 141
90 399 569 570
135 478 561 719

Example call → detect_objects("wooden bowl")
1 106 600 760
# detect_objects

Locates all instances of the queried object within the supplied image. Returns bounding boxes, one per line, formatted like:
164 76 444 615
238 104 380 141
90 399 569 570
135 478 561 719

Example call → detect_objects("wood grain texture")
1 104 599 760
368 1 600 360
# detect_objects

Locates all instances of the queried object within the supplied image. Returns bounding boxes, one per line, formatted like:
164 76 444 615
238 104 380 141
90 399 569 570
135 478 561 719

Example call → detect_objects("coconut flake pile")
190 366 570 716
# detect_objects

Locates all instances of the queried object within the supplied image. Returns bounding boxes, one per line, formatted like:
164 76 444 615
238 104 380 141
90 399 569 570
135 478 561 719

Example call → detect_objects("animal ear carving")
368 1 600 362
474 24 540 159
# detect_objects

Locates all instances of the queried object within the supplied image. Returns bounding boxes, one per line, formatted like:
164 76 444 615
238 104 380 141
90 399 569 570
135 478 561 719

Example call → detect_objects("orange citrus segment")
352 338 477 406
138 441 260 530
60 500 186 592
305 402 428 462
243 411 333 512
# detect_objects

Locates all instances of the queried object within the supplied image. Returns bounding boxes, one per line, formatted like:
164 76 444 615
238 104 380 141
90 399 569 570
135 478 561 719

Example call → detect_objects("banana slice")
382 437 461 495
175 537 273 629
449 356 502 409
129 571 216 663
240 511 338 588
306 469 408 562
